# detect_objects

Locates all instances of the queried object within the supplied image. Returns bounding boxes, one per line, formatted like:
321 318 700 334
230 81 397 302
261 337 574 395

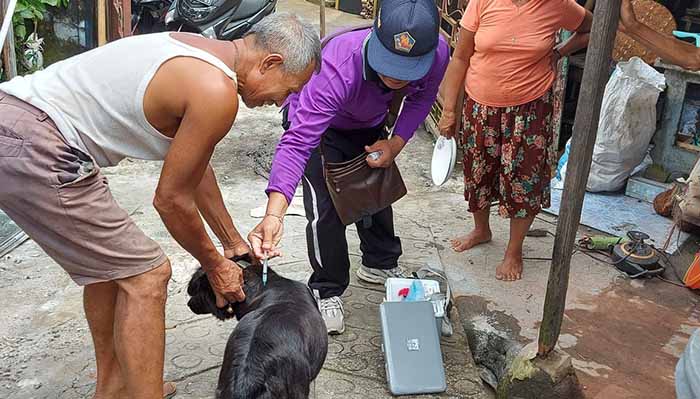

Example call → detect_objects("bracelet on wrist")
265 213 284 223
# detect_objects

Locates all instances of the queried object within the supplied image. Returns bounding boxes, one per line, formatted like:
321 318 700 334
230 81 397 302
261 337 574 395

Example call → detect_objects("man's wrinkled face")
240 54 316 108
378 74 411 90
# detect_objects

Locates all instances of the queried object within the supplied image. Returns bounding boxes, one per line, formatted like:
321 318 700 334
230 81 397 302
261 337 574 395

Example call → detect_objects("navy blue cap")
366 0 440 81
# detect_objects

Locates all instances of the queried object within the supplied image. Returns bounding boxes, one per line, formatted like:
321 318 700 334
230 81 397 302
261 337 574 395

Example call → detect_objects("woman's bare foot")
451 229 492 252
496 255 523 281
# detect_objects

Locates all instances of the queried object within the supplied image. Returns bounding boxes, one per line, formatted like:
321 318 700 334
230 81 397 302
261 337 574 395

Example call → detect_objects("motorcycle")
165 0 277 40
131 0 172 35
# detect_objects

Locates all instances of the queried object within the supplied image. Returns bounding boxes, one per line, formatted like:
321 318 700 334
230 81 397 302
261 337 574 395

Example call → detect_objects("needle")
262 253 269 287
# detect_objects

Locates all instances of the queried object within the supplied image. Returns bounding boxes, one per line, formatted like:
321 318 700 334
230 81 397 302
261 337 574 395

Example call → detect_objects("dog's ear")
187 295 212 315
186 266 239 321
187 268 208 296
231 253 255 267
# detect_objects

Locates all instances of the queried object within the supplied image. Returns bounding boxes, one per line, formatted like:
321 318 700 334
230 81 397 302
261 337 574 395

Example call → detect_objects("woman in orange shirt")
439 0 592 281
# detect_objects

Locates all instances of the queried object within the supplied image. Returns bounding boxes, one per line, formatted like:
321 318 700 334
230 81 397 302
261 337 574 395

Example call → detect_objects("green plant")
13 0 69 40
9 0 68 75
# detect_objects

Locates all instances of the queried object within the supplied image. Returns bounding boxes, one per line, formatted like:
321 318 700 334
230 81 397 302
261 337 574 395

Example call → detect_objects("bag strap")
321 22 374 50
385 89 407 133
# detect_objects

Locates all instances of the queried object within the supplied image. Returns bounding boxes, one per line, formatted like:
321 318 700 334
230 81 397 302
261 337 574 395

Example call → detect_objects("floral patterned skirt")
460 91 556 219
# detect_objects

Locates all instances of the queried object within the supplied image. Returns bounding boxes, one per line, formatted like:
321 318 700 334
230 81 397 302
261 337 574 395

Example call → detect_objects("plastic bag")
587 57 665 192
552 139 571 190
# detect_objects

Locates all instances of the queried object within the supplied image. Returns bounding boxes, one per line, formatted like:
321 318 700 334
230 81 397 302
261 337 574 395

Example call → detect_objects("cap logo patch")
394 32 415 53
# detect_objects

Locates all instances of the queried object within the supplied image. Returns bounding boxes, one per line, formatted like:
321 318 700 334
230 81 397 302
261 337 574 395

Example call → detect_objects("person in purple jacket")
248 0 449 334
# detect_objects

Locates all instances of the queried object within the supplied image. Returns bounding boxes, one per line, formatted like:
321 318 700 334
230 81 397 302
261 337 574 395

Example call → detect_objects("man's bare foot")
451 230 492 253
96 382 176 399
163 381 177 398
496 256 523 281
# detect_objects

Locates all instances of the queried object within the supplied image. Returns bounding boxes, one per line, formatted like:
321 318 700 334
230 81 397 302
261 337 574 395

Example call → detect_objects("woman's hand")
550 48 562 73
365 136 406 168
248 214 284 261
438 109 458 139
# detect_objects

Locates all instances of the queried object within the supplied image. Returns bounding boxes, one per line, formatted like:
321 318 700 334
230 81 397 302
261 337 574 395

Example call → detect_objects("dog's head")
186 254 261 321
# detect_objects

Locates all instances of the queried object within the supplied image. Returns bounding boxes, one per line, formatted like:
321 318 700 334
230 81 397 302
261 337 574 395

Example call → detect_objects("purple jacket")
267 28 450 203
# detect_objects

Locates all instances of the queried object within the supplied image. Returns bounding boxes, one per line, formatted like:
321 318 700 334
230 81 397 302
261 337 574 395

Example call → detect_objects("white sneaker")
318 296 345 335
356 265 408 284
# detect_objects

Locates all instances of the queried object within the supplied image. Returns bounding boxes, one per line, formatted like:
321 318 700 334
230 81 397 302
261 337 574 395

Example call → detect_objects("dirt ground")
0 98 489 398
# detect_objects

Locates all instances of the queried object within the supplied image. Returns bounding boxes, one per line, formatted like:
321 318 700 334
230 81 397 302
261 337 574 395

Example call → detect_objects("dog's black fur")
186 255 328 399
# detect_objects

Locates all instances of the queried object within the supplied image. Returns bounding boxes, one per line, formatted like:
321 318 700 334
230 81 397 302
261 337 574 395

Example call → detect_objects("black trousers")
299 126 403 299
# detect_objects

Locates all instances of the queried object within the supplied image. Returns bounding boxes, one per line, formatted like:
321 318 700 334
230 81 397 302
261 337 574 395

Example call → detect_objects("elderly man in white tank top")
0 12 319 398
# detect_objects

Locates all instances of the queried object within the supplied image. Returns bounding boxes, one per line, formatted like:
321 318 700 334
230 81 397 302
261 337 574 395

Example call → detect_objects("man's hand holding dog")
206 257 246 307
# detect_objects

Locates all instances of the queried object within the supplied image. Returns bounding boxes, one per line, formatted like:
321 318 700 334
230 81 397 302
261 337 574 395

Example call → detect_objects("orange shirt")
461 0 586 107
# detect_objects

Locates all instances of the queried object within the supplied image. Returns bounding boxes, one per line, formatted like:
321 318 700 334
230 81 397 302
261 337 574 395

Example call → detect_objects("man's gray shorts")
0 92 167 285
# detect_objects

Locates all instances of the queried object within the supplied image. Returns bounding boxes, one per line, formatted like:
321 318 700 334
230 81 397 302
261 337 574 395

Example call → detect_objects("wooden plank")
1 0 17 79
97 0 108 46
677 141 700 153
537 0 621 357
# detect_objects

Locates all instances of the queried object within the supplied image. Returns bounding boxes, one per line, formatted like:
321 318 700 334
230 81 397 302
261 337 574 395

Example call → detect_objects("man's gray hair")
245 13 321 74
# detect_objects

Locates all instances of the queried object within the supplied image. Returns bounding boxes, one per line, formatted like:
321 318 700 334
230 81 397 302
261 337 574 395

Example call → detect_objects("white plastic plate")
431 136 457 186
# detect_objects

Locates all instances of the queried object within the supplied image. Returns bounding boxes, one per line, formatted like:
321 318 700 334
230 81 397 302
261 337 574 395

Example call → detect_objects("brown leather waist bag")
322 146 407 226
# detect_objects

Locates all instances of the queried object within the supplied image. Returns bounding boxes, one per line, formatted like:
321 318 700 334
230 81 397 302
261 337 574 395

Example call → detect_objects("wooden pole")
319 0 326 38
97 0 108 45
108 0 124 40
122 0 131 37
537 0 621 357
1 0 17 79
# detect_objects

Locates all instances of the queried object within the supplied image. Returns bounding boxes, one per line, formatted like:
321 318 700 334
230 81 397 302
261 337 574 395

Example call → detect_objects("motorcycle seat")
230 0 273 20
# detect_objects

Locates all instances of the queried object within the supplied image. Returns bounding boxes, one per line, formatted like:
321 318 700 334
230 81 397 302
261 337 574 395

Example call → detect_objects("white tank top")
0 32 237 166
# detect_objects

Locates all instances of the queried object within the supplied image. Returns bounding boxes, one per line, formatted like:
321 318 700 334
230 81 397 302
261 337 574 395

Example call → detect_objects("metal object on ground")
0 211 28 258
613 0 676 64
625 173 671 204
611 231 664 278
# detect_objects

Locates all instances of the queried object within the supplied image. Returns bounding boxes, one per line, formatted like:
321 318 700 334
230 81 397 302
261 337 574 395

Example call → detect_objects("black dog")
186 255 328 399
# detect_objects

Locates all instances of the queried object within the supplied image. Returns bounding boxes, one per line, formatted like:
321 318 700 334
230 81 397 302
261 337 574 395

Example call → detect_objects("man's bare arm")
195 164 250 258
153 72 245 303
